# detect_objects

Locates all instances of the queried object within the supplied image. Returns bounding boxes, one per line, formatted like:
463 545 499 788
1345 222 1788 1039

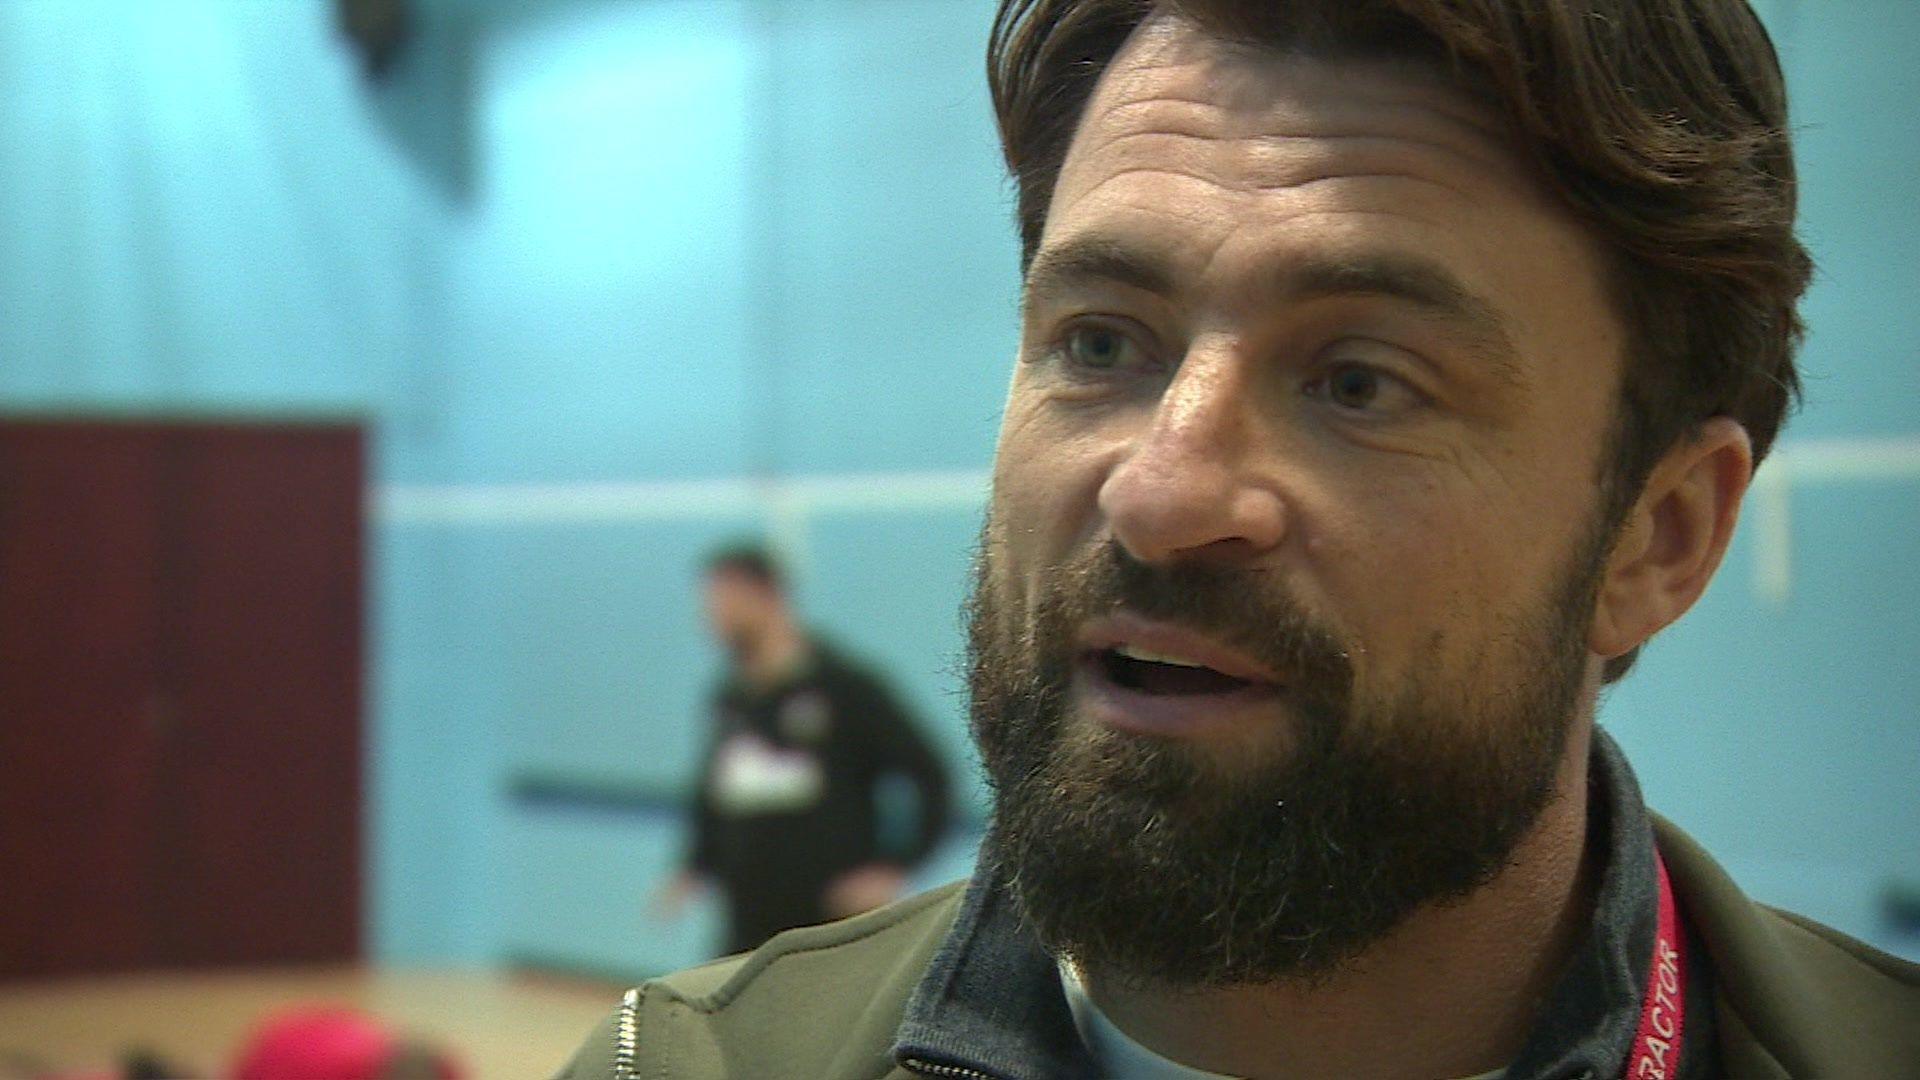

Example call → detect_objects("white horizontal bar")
377 469 991 525
376 478 762 524
1750 463 1794 605
1748 435 1920 604
374 436 1918 528
781 469 992 513
1769 435 1920 482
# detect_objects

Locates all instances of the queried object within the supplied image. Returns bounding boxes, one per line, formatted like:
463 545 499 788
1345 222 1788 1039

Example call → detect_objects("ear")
1590 417 1753 663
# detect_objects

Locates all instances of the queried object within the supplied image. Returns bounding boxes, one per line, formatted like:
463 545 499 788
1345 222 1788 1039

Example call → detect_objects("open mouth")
1089 645 1262 697
1071 616 1287 738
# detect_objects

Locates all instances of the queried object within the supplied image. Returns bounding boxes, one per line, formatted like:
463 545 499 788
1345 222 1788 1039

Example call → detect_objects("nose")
1097 347 1287 565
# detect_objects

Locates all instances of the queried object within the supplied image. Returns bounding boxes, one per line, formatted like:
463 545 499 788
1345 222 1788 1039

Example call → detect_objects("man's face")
969 18 1629 983
703 570 778 661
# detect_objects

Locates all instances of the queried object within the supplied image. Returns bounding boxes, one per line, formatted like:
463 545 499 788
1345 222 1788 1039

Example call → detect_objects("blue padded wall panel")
501 809 717 978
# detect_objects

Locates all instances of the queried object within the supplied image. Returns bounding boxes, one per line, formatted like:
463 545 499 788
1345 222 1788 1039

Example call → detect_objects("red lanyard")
1626 851 1687 1079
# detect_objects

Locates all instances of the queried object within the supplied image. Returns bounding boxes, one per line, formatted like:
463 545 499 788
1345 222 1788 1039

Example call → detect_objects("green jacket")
557 816 1920 1079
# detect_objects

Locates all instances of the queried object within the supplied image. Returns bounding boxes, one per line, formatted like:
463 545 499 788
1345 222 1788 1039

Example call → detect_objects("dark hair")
704 540 785 592
988 0 1810 680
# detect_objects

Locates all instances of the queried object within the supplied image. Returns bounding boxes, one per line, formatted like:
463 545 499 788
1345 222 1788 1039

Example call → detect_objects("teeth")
1112 643 1208 668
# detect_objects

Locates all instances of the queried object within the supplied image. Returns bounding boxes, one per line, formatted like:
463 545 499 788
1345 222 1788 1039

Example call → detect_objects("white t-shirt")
1060 958 1238 1079
1057 959 1506 1080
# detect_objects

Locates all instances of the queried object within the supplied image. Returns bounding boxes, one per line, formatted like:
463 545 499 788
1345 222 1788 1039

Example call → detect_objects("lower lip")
1072 655 1286 738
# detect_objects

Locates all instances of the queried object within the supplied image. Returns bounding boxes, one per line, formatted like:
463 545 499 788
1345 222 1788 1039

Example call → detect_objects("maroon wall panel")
0 419 363 977
155 424 364 967
0 424 166 979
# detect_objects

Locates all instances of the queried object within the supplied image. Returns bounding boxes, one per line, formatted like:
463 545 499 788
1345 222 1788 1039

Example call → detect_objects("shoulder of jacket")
1762 903 1920 988
649 878 968 1011
1651 813 1920 1076
555 881 970 1079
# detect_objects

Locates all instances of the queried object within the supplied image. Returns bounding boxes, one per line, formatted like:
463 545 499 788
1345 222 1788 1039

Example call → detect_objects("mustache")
1036 542 1356 701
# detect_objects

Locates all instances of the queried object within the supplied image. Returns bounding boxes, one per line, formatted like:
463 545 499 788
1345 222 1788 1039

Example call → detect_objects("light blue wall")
754 0 1018 475
0 0 431 418
447 0 763 485
1753 0 1920 441
0 0 1913 975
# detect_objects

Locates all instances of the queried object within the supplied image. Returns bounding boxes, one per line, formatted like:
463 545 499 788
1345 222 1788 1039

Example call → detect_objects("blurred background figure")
655 543 950 956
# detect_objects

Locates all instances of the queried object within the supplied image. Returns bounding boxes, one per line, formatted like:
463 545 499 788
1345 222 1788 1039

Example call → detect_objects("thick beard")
965 526 1607 987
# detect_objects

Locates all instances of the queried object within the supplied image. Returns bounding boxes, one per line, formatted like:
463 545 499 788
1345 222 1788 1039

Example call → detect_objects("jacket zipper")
612 987 640 1080
612 998 1001 1080
900 1057 1001 1080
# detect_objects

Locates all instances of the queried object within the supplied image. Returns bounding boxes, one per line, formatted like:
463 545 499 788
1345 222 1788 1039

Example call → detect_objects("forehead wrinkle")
1123 11 1507 141
1077 113 1523 206
1072 138 1521 218
1081 34 1521 195
1062 159 1502 253
1096 94 1506 162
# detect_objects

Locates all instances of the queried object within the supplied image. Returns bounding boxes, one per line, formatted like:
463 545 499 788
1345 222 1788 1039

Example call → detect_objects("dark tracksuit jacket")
565 730 1920 1078
687 640 950 955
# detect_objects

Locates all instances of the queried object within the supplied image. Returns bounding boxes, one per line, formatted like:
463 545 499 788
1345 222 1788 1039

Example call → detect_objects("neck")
1082 723 1599 1080
742 618 808 688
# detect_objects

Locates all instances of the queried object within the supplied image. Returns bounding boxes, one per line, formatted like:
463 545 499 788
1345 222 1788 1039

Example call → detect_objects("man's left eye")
1306 362 1423 415
1058 321 1155 375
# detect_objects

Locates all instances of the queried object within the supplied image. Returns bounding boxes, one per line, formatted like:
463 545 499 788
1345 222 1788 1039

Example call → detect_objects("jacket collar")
893 854 1097 1079
894 728 1714 1080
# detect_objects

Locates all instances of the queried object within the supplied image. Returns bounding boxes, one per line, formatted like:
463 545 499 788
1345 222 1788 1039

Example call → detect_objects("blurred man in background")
653 543 951 956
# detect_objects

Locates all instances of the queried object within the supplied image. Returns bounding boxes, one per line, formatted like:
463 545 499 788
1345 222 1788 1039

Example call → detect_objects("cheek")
992 397 1117 568
1303 473 1545 678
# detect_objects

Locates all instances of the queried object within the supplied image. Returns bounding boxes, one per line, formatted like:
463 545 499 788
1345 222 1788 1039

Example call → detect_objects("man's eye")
1060 323 1149 373
1328 366 1382 408
1306 361 1423 415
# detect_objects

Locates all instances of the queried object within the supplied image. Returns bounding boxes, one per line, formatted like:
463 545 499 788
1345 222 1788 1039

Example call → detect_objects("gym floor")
0 967 617 1079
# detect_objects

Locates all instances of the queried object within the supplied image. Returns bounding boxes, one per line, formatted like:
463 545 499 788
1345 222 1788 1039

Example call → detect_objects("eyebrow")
1023 235 1525 387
